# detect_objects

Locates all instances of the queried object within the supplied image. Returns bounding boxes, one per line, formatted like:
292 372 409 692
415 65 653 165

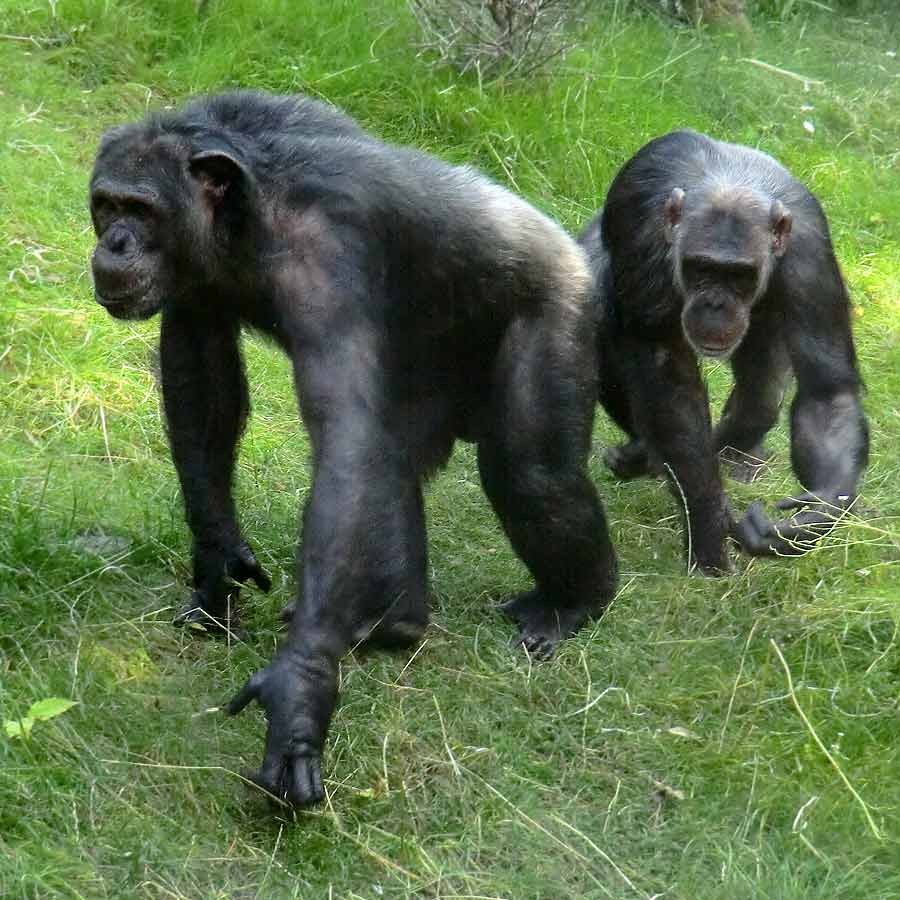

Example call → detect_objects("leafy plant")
4 698 78 740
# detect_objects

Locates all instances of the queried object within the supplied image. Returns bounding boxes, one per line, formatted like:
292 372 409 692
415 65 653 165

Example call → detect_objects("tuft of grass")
1 2 899 898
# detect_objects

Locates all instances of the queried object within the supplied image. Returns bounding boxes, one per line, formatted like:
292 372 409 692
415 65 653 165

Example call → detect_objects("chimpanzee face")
665 186 791 359
89 126 249 320
90 189 169 320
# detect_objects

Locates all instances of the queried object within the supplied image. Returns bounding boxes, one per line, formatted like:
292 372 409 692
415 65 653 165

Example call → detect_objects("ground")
0 2 898 898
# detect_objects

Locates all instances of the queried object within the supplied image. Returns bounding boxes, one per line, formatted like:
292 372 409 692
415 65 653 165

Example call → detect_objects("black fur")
580 129 868 570
89 91 618 809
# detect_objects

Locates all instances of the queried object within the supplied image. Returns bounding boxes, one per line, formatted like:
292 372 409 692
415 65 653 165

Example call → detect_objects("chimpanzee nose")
103 225 135 256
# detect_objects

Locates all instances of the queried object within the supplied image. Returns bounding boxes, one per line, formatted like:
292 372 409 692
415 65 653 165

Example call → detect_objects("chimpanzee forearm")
229 415 428 807
784 245 869 502
789 388 868 501
159 308 269 624
160 309 245 538
627 337 732 573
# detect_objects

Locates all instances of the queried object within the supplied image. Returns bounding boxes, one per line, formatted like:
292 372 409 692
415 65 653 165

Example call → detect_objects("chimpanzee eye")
93 197 112 218
124 198 153 218
732 268 757 293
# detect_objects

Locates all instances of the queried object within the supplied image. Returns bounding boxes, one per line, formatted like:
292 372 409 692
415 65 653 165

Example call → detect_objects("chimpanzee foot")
500 590 593 659
175 590 248 641
604 440 651 480
279 601 426 649
721 445 771 484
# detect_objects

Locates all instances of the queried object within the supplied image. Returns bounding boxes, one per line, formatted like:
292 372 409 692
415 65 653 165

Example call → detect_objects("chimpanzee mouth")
698 342 735 360
96 281 147 306
95 278 157 319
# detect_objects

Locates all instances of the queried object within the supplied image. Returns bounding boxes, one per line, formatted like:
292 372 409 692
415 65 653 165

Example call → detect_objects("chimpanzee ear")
771 199 792 258
664 187 685 243
189 148 250 207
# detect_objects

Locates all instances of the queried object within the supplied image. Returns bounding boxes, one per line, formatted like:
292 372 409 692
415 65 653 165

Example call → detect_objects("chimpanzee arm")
713 304 791 483
734 248 869 556
228 318 428 808
159 307 270 634
626 333 733 574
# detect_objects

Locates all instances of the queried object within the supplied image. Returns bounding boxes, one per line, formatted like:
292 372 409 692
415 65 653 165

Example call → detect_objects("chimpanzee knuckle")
253 568 273 593
310 760 325 802
290 740 320 758
746 502 776 535
235 541 258 568
733 511 774 556
286 756 324 808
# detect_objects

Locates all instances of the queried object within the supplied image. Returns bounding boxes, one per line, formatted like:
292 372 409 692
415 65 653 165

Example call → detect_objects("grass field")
1 1 899 897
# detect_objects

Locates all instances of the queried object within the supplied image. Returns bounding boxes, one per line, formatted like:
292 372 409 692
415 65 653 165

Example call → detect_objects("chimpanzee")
579 129 868 572
89 91 618 809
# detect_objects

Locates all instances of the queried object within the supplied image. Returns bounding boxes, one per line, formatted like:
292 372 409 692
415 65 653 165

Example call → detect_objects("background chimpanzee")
89 91 618 809
579 129 868 573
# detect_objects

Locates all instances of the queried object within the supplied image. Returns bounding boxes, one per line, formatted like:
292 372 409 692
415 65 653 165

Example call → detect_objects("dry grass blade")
770 639 883 841
408 0 586 79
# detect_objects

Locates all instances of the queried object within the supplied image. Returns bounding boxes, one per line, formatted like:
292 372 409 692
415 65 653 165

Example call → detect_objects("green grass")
1 1 899 897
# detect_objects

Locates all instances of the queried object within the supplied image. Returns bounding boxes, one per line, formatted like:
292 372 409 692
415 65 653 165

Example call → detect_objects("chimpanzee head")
89 122 252 320
665 185 791 359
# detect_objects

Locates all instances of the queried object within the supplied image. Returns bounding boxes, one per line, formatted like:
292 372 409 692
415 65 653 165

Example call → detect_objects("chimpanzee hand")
175 539 271 638
227 648 337 809
221 540 273 592
733 494 850 557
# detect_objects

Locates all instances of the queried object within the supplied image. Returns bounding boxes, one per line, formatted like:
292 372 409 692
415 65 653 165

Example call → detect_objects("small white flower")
803 120 815 134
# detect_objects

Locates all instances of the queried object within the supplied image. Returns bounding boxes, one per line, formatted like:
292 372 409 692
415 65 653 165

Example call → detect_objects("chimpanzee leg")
597 339 651 480
228 396 429 807
478 310 618 658
714 313 791 483
628 336 733 573
159 307 270 636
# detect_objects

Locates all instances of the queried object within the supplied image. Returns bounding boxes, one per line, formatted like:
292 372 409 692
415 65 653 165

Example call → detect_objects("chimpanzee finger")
226 671 264 715
732 501 779 556
287 755 325 808
258 748 290 797
230 547 272 593
764 524 809 556
772 508 836 549
250 567 272 593
774 492 820 511
239 760 293 808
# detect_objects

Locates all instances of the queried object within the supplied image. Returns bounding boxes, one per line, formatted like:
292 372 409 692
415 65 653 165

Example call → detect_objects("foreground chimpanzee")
580 129 868 572
89 91 617 808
